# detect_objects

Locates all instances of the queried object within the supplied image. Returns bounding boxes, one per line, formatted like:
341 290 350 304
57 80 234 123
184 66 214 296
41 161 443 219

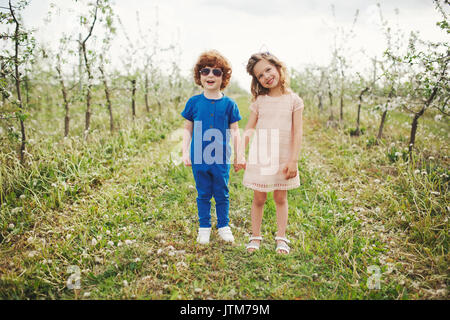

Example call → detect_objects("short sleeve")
293 93 304 112
181 97 194 121
229 100 242 124
249 99 259 115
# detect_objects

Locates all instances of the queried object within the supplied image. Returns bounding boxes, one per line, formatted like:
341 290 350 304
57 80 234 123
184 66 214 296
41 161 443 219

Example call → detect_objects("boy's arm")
182 120 193 166
229 121 245 171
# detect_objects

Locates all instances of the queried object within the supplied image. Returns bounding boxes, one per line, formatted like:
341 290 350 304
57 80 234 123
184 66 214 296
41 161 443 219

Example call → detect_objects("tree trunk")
144 73 150 113
81 42 92 139
11 6 26 164
376 110 387 142
99 65 114 132
339 70 345 123
327 78 334 121
79 1 99 140
408 110 423 157
317 94 323 111
328 93 334 121
131 78 136 120
355 87 369 136
376 88 394 142
56 65 70 137
78 33 83 94
408 83 439 158
0 60 6 106
23 74 29 106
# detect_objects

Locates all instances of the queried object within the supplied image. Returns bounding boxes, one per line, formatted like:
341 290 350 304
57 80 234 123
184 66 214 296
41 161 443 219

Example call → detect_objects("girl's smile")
253 59 280 90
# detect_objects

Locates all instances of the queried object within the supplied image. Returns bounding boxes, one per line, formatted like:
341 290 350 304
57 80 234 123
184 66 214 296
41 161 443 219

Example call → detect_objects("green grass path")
1 95 444 299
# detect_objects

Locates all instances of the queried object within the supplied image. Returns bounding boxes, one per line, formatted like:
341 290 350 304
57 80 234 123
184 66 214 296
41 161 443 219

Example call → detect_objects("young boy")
181 50 245 244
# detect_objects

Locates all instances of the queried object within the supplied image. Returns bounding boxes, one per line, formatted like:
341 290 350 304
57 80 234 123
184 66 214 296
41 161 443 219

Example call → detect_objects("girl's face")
253 59 280 90
200 66 223 91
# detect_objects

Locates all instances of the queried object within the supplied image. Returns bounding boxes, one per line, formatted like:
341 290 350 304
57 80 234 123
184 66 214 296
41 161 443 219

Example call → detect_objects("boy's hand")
182 153 192 167
282 161 297 179
233 157 246 172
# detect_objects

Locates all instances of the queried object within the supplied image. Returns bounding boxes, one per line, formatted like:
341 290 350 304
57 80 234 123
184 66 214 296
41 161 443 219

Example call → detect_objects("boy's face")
200 66 223 91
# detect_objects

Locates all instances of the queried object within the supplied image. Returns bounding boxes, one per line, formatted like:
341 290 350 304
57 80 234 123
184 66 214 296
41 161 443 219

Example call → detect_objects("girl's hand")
233 157 246 172
182 153 192 167
282 161 297 179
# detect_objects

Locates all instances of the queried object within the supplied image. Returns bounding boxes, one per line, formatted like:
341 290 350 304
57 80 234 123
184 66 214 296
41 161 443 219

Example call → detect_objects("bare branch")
79 0 100 46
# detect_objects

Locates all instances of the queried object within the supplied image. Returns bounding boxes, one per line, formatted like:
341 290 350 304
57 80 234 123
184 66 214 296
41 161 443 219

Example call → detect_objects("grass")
0 93 448 300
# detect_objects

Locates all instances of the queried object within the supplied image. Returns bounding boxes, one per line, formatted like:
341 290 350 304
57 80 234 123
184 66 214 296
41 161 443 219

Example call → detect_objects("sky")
5 0 449 90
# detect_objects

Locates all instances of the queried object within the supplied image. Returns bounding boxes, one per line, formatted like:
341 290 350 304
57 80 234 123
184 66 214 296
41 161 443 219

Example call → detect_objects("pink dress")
243 91 304 192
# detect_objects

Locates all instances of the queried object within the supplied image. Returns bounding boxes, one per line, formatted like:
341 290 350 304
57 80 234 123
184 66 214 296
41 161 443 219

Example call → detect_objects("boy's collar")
202 91 224 100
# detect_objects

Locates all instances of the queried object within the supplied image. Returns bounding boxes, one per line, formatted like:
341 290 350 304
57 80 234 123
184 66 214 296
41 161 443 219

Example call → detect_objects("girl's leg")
248 190 267 252
273 190 288 253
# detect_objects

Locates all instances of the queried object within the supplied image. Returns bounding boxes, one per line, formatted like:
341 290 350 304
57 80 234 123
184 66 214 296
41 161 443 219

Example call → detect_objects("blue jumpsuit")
181 93 242 228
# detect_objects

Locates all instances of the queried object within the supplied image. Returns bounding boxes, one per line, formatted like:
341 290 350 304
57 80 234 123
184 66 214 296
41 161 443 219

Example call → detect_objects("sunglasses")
200 67 223 77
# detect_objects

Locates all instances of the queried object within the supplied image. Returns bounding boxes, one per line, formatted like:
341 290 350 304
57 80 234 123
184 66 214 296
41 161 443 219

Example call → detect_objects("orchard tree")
136 11 158 114
117 15 140 121
98 55 114 133
329 5 359 124
375 3 407 142
55 35 76 137
385 1 448 158
97 7 116 133
77 0 114 139
0 0 35 163
402 34 448 157
353 71 371 136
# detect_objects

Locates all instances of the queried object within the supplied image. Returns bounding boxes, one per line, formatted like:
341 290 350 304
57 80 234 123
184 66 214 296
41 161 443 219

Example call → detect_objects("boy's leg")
192 165 213 228
212 164 230 229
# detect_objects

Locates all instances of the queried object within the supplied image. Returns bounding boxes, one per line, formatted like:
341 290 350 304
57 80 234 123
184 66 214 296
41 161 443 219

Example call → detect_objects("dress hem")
243 182 300 192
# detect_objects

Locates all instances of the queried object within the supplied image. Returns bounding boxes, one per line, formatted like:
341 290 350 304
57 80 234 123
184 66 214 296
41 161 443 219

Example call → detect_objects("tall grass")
0 93 448 299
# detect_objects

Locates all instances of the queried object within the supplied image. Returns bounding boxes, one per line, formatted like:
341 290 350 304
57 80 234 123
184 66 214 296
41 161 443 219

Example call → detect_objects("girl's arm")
283 109 303 179
243 111 258 152
182 120 193 166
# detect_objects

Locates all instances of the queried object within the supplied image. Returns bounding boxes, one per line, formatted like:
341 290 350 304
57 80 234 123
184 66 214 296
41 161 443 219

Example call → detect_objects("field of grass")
0 93 448 300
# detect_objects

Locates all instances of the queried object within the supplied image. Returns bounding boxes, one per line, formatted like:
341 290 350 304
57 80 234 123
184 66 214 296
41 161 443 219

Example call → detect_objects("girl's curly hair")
193 50 232 90
246 52 289 100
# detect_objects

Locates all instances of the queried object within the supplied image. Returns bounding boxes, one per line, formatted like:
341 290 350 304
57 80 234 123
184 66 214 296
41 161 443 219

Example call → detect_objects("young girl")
241 52 304 254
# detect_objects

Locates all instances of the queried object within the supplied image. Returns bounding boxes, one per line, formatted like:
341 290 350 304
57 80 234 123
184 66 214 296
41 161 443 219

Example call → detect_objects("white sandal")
275 236 290 254
246 236 263 252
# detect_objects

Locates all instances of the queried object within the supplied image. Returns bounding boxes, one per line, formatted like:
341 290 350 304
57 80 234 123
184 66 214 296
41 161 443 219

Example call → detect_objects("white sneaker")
197 227 211 244
218 226 234 243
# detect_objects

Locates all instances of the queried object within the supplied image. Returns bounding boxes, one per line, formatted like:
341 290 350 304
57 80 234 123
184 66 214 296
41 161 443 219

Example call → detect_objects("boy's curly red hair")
193 50 232 90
